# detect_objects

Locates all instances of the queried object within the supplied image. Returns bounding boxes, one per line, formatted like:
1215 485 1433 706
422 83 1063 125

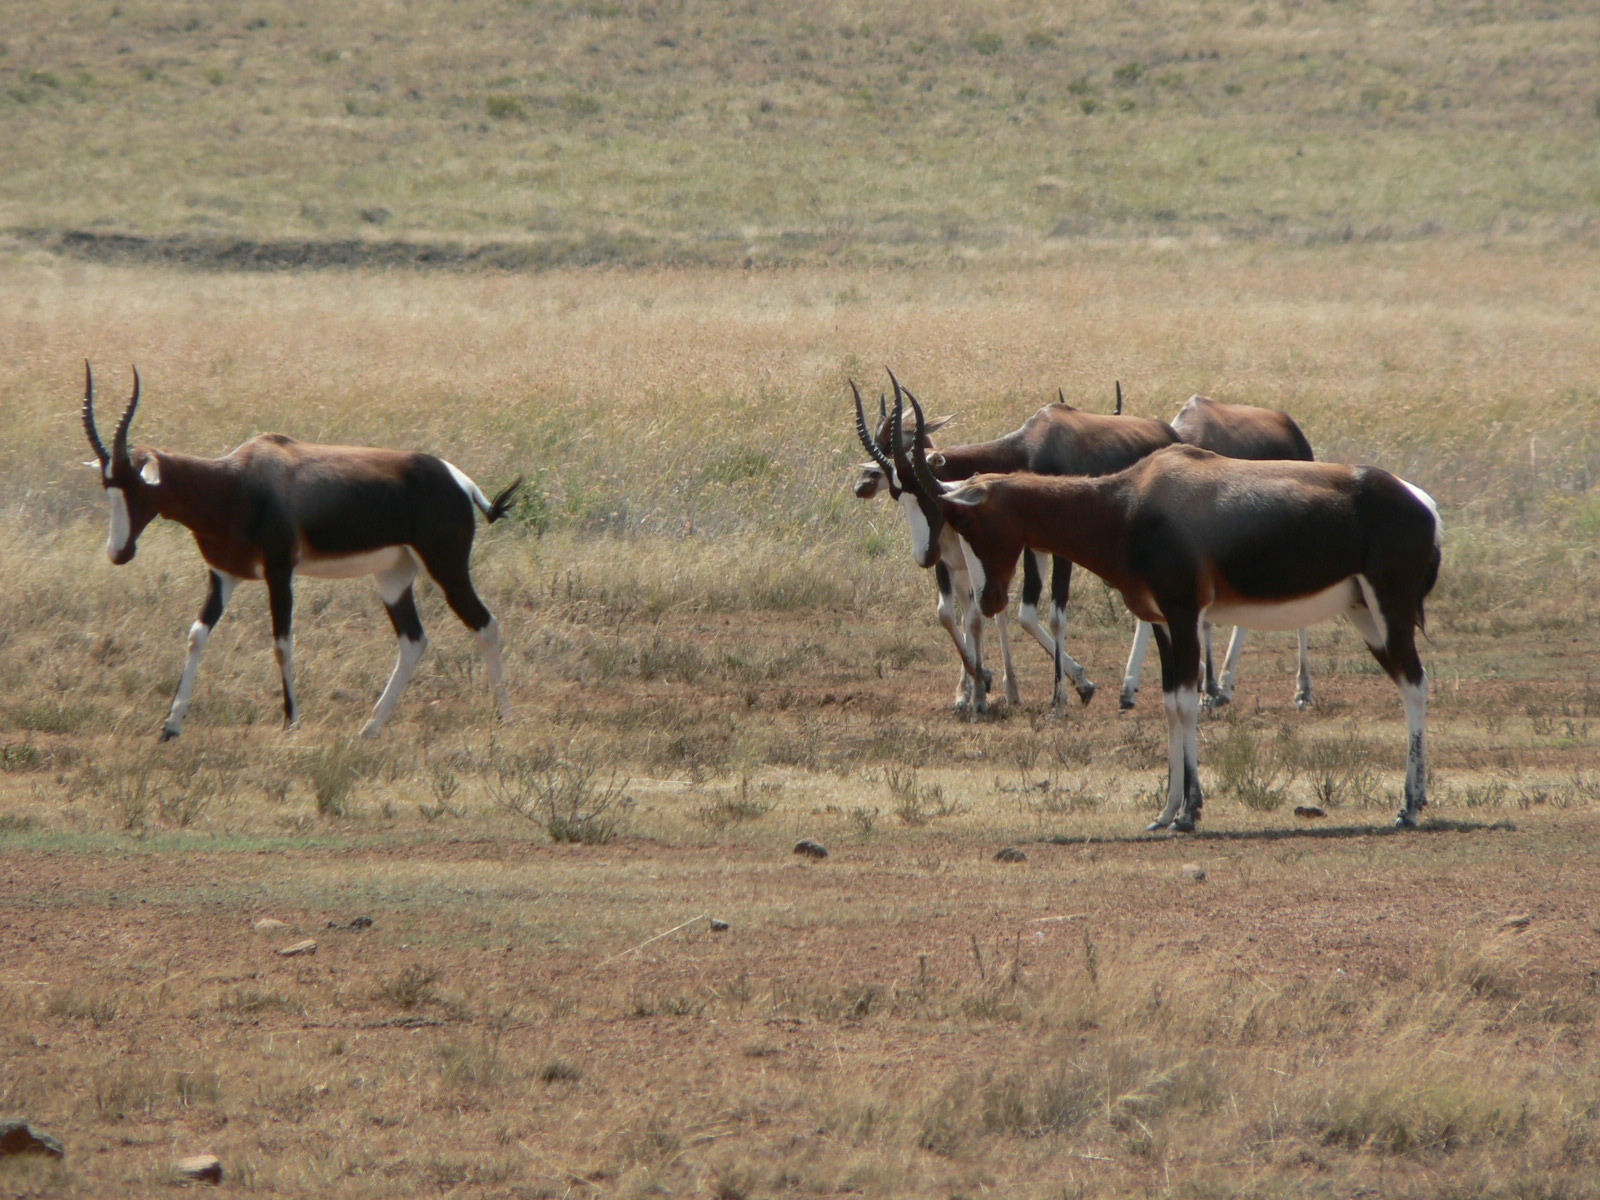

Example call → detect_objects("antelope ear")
924 414 955 435
140 456 162 486
945 481 987 509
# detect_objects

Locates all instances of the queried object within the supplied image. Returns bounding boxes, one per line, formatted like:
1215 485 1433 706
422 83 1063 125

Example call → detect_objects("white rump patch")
140 457 161 486
296 546 413 580
442 460 488 511
1207 579 1360 633
1402 479 1443 545
106 487 131 559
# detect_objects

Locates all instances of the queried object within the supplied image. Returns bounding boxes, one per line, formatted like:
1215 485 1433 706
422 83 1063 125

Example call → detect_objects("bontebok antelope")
853 374 1179 707
80 364 521 740
1120 393 1319 711
891 393 1442 830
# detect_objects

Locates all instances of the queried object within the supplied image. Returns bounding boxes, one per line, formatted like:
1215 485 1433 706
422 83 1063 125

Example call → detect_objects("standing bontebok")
890 393 1442 831
853 373 1179 707
80 364 521 740
1121 393 1319 711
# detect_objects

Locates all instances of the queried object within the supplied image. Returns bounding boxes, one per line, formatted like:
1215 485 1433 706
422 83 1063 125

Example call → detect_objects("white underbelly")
296 546 412 579
1206 578 1360 632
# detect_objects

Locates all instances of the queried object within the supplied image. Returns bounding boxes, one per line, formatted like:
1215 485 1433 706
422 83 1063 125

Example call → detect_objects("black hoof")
1144 820 1167 833
1393 813 1417 829
1119 695 1136 712
1077 680 1097 706
158 727 179 742
1173 818 1196 833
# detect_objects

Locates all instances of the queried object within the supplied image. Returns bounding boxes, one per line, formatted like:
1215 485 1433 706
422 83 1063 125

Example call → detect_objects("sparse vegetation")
0 3 1598 1197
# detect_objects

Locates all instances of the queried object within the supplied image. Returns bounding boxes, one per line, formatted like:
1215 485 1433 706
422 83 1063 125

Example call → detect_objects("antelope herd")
78 363 1443 832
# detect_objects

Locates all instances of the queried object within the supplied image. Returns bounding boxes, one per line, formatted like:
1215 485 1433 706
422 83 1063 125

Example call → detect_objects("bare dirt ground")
4 602 1599 1198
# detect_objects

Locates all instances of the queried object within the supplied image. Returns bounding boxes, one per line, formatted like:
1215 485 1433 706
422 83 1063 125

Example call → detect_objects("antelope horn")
885 368 910 448
851 380 895 478
111 366 140 467
1115 379 1123 415
900 387 947 498
82 360 110 465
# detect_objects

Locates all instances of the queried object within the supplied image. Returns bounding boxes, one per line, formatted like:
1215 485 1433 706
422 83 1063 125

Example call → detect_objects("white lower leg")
1017 598 1091 700
959 545 989 713
996 609 1019 705
163 621 213 737
275 636 298 730
1122 621 1152 708
1153 688 1188 828
936 580 972 708
1215 626 1248 703
1178 685 1202 827
1294 628 1314 707
477 617 511 720
1399 673 1428 823
363 634 428 736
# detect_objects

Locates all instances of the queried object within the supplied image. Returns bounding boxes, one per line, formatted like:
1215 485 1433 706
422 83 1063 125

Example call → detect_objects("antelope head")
82 362 162 564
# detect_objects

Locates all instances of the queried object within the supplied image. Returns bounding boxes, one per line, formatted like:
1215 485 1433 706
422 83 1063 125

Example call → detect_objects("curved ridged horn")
82 360 110 465
878 391 887 422
111 366 141 467
1058 387 1066 405
852 380 896 480
899 387 947 499
885 368 912 450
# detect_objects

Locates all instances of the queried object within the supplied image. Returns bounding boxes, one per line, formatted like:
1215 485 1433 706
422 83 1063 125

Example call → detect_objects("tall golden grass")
3 247 1600 1198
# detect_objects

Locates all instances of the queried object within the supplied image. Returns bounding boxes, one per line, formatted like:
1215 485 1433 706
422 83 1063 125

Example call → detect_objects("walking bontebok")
853 373 1179 707
80 364 521 739
891 393 1441 830
1120 393 1318 711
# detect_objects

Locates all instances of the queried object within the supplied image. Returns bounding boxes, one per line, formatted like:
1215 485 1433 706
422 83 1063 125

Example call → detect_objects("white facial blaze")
106 487 131 560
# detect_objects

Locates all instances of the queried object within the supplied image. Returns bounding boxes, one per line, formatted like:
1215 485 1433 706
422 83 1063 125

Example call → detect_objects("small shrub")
695 776 773 828
1213 721 1296 812
1 741 46 771
49 986 120 1026
539 1059 582 1084
492 748 632 844
378 964 441 1009
485 92 524 119
303 737 375 818
884 766 963 825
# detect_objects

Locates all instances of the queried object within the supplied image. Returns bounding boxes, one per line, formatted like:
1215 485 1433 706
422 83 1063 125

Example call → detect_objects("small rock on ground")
1181 863 1207 881
1293 804 1327 820
709 918 731 932
1500 912 1533 930
326 915 373 931
251 917 289 933
793 839 828 859
276 939 317 957
174 1154 223 1184
0 1121 64 1159
994 846 1028 863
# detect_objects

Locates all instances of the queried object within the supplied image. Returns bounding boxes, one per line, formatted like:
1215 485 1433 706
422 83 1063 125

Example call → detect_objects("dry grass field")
4 1 1600 1198
2 251 1599 1199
